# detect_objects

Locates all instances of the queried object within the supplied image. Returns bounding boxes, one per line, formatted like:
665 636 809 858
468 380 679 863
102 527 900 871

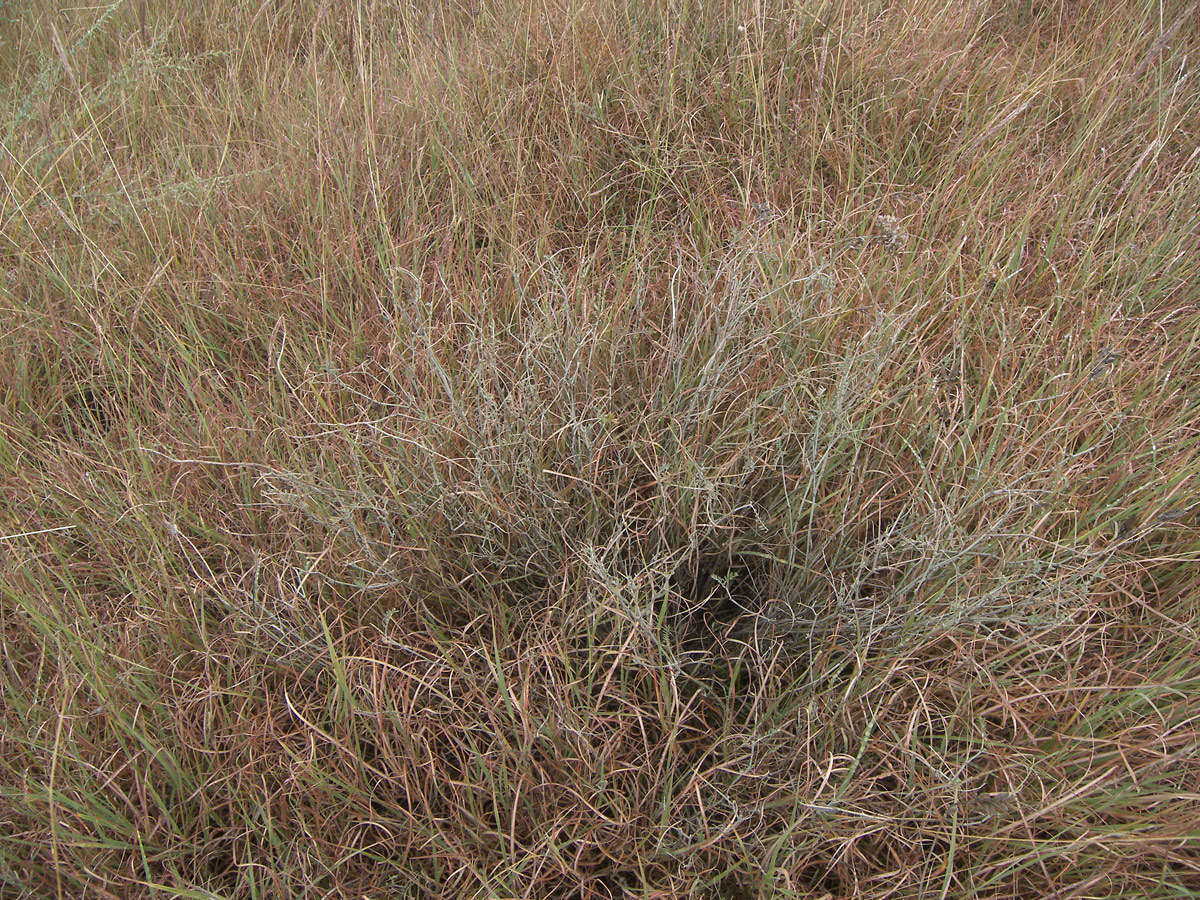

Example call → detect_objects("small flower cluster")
876 214 909 250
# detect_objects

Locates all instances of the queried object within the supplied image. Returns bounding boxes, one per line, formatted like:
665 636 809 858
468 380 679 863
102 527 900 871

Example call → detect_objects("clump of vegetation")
2 0 1199 897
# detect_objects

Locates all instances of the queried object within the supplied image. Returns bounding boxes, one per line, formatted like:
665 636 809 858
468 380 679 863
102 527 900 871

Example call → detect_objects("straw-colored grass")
2 0 1199 897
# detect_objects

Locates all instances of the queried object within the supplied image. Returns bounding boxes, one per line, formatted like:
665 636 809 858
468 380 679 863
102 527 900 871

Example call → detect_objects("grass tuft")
3 0 1199 897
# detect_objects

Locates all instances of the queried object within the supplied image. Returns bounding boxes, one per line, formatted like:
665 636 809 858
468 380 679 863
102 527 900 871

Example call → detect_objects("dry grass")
2 0 1199 897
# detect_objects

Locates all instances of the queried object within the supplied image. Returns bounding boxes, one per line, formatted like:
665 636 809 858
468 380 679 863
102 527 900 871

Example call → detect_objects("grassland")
2 0 1199 897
